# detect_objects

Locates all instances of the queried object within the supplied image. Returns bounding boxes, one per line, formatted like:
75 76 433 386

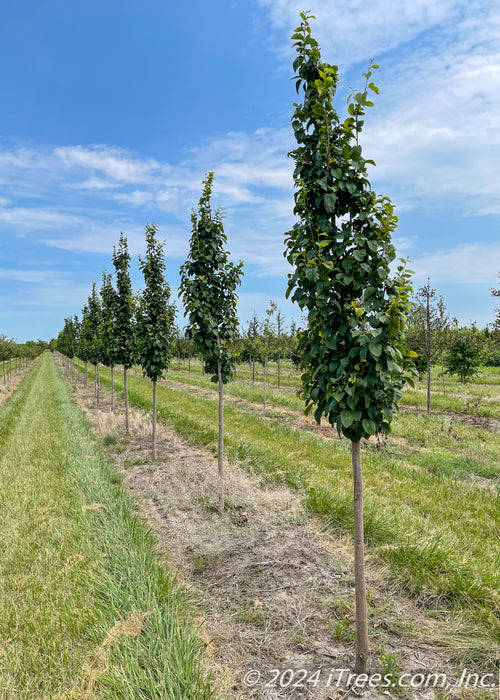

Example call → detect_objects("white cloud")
55 145 164 184
114 190 154 207
410 243 500 284
0 268 65 284
257 0 474 67
0 206 83 230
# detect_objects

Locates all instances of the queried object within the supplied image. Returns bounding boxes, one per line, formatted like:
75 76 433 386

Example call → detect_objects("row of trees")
57 176 243 490
57 226 175 456
0 335 47 383
54 13 500 677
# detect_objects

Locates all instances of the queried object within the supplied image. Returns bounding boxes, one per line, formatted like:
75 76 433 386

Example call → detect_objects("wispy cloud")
410 243 500 284
257 0 474 67
55 145 165 184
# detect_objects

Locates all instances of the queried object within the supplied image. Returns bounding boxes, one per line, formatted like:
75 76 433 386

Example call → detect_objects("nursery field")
1 351 498 697
81 358 500 672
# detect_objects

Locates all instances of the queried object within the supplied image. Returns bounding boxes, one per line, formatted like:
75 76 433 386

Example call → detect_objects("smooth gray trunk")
264 356 268 411
217 358 224 511
441 352 446 395
152 380 157 459
124 367 129 435
352 440 369 674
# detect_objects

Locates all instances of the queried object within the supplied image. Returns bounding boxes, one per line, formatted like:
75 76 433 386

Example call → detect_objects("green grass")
85 361 500 668
169 361 500 417
0 353 217 699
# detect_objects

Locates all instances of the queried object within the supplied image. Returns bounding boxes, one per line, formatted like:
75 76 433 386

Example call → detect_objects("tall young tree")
79 303 92 387
180 173 243 509
409 280 450 412
285 13 414 673
261 300 277 411
275 306 286 389
136 223 176 458
243 311 261 382
85 282 102 404
112 233 135 435
100 270 119 411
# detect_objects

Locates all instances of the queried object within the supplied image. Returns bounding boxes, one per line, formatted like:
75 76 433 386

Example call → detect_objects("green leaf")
369 344 382 358
324 193 337 212
305 266 320 282
362 419 376 435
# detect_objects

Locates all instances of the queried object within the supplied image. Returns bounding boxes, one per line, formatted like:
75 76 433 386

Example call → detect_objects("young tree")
85 282 102 404
180 173 243 509
78 303 92 387
57 316 78 367
285 14 414 673
243 311 261 382
112 233 135 435
445 327 482 382
136 223 176 458
275 305 287 389
100 270 119 411
408 280 451 412
261 301 277 411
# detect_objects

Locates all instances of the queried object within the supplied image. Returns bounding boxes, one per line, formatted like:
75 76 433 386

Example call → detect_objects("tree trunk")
2 360 5 385
252 356 255 383
84 361 88 388
426 294 431 415
278 352 281 390
217 358 224 511
352 440 369 674
441 352 446 395
111 366 115 412
426 356 431 415
188 354 191 373
124 367 129 436
96 363 100 406
264 355 268 411
152 380 157 459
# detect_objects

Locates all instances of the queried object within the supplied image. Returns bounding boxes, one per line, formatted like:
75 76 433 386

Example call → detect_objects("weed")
102 433 118 446
192 494 220 514
376 644 405 696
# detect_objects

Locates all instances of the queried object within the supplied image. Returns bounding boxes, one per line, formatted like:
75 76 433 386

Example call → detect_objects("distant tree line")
0 335 47 383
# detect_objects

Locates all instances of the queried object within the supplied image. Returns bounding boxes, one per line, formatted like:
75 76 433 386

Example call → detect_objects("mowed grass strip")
89 364 500 666
0 353 216 700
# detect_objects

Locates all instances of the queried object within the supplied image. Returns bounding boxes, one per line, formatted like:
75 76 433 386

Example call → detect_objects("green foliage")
99 270 118 368
111 233 135 370
135 223 176 383
285 13 414 442
78 303 93 364
407 281 452 365
445 328 482 382
56 316 78 359
80 283 101 365
491 272 500 329
179 172 244 384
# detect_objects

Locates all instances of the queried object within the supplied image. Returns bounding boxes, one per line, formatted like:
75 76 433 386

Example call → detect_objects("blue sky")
0 0 499 342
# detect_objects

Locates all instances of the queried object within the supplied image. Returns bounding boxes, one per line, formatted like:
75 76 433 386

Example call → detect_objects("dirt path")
69 375 491 699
